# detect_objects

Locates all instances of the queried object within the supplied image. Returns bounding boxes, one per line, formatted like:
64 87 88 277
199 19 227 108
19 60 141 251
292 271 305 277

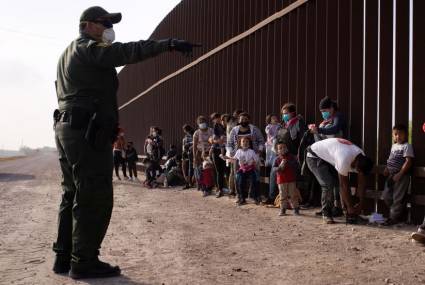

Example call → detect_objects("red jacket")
200 168 214 187
275 154 298 184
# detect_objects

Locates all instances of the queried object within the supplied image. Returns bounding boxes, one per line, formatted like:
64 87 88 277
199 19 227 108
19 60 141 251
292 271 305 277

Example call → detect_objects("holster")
85 113 115 150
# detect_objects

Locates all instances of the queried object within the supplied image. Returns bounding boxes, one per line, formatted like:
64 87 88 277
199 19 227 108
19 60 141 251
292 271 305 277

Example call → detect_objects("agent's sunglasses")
93 19 113 28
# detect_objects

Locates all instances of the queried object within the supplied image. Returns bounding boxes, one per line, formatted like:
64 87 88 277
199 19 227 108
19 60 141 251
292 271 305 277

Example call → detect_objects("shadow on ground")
0 173 35 182
75 275 151 285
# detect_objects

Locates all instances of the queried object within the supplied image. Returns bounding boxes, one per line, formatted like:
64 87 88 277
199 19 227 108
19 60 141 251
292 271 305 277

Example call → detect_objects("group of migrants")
115 96 416 226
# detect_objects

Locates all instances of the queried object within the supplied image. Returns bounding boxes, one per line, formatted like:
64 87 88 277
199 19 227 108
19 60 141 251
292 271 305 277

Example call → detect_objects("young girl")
265 114 281 167
223 137 260 206
193 116 214 189
274 142 301 216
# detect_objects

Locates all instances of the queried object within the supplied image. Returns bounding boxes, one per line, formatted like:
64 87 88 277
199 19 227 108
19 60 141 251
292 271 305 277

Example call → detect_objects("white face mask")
199 123 207 129
102 28 115 44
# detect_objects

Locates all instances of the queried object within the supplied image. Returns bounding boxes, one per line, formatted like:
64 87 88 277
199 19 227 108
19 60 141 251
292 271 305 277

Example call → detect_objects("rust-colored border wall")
117 0 424 222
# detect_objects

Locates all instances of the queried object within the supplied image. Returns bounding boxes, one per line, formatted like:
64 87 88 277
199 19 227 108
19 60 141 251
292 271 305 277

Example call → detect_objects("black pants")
127 161 137 178
212 154 225 191
145 161 161 183
53 121 113 264
113 150 127 177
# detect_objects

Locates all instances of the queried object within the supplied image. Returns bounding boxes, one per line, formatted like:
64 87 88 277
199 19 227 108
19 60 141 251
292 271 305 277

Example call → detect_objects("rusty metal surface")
117 0 423 223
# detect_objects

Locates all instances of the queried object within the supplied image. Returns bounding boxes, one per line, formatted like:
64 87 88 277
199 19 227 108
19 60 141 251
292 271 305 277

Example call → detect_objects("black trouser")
145 161 160 183
212 154 225 191
113 150 126 177
127 161 137 178
53 121 113 265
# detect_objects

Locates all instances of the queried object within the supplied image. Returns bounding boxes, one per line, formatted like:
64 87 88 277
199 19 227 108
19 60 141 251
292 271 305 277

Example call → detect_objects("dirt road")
1 153 425 285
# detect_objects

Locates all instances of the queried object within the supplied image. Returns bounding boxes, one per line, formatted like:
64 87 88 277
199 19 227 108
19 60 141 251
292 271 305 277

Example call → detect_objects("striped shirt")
386 143 414 174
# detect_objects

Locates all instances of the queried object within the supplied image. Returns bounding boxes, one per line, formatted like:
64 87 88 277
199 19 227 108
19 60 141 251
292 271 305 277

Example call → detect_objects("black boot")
69 259 121 279
52 255 70 274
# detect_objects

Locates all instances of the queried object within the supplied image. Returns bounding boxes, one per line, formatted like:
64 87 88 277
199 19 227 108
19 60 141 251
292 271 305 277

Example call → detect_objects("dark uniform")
53 6 198 278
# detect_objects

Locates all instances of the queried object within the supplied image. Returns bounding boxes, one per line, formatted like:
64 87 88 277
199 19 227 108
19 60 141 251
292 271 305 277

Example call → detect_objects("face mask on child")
321 111 331 120
199 123 207 129
282 114 290 123
152 131 157 136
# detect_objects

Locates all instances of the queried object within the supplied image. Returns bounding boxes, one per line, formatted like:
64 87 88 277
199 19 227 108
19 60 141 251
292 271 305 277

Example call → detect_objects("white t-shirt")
310 138 364 176
233 148 259 166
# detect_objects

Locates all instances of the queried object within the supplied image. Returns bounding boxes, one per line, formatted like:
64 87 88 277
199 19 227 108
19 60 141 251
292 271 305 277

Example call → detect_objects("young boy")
274 142 300 216
382 124 414 226
200 159 215 197
126 142 139 181
224 137 260 206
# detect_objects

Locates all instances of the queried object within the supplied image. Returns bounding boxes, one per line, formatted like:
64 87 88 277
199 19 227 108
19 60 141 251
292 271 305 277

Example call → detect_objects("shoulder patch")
96 42 111 48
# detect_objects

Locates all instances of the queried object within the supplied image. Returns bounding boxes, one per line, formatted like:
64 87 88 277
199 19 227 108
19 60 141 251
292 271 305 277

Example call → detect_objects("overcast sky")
0 0 180 150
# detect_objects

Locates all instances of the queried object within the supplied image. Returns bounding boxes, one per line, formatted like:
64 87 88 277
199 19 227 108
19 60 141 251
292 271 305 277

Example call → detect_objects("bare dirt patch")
1 153 425 285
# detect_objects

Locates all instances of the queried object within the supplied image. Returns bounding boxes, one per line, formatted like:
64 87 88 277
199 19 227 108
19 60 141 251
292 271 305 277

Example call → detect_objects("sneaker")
411 228 425 244
315 210 323 216
332 207 344 217
202 191 208 197
183 184 191 190
323 216 335 224
294 208 300 216
216 191 223 198
279 208 286 216
69 259 121 280
236 199 247 206
53 255 70 274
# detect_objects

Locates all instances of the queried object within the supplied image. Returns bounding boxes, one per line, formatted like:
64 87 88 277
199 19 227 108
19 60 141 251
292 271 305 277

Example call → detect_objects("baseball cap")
80 6 122 24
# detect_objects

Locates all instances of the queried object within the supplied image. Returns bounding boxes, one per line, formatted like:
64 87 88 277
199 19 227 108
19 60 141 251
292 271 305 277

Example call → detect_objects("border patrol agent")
52 6 199 279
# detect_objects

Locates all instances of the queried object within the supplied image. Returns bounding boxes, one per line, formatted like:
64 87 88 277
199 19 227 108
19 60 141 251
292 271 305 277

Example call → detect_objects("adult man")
53 6 199 279
306 138 373 224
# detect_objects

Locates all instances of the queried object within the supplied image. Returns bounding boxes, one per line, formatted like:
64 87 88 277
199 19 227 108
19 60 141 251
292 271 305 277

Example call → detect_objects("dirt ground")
1 153 425 285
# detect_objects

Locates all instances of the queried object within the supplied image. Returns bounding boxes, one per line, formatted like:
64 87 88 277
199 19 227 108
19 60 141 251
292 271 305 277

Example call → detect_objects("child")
224 137 260 206
200 159 215 197
126 141 139 181
265 114 281 167
274 142 301 216
113 132 127 180
209 135 226 198
164 155 186 187
382 124 414 226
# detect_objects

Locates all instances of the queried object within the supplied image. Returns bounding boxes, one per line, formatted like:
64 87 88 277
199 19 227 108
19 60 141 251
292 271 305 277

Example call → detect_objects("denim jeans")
236 170 258 200
306 156 339 217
